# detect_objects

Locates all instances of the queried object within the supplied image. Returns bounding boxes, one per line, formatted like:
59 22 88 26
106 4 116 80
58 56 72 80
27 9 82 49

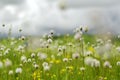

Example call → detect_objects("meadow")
0 26 120 80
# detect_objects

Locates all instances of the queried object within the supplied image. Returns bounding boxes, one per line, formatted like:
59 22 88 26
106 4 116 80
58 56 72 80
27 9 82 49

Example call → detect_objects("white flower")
116 47 120 52
74 32 82 40
47 39 52 44
117 61 120 66
95 46 105 56
104 43 112 51
34 64 39 69
31 53 36 58
0 61 3 68
48 34 52 39
118 35 120 38
84 51 92 56
80 67 85 71
50 30 54 35
37 53 47 60
17 45 25 52
91 59 100 67
43 65 50 71
62 46 66 51
4 48 10 55
8 70 13 75
21 55 27 62
4 59 12 67
28 58 32 62
20 36 25 40
85 57 100 67
72 52 80 59
16 68 22 74
42 62 48 67
103 61 112 68
63 58 68 62
58 47 62 52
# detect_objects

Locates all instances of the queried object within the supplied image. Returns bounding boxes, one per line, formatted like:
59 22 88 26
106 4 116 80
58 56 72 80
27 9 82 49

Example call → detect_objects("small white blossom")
63 58 68 62
8 70 13 75
103 61 112 68
47 39 52 44
31 53 36 58
0 61 3 68
4 59 12 67
42 62 48 67
43 65 50 71
15 68 22 74
74 32 82 40
72 53 80 59
117 61 120 66
34 64 39 69
80 67 85 71
37 53 47 60
21 55 27 62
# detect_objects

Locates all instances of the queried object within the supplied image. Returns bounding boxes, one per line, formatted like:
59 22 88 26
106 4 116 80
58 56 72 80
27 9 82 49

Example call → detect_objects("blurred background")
0 0 120 36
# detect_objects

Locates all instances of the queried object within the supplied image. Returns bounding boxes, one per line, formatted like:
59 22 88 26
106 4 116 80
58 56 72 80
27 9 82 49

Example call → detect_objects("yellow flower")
69 66 74 70
32 71 40 80
78 71 81 75
104 77 107 80
55 60 61 64
60 69 66 74
88 46 95 53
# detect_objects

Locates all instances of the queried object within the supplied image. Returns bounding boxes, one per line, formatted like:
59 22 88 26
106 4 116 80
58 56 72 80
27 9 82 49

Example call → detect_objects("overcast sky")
0 0 120 36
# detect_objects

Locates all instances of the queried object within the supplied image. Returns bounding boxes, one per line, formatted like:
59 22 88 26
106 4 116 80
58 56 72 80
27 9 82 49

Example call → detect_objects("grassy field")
0 27 120 80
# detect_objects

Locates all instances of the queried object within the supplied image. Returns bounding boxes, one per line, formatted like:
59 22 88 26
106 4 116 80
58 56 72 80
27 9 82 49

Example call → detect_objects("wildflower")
31 53 36 58
72 52 80 59
47 39 52 44
17 45 24 52
80 67 85 71
84 26 88 32
67 43 73 47
45 43 49 48
118 35 120 39
69 58 72 62
42 62 48 67
66 66 73 71
116 61 120 66
43 65 50 71
19 29 22 32
2 24 5 27
116 47 120 52
21 55 27 62
103 61 112 68
63 58 68 62
0 61 3 68
4 48 10 55
28 58 32 62
58 47 62 52
48 34 52 39
91 59 100 67
74 32 82 40
16 68 22 74
60 69 66 74
50 30 54 35
8 70 13 75
62 46 66 51
20 36 25 40
85 57 100 67
34 64 39 69
84 51 92 56
19 64 23 67
37 52 47 60
4 59 12 67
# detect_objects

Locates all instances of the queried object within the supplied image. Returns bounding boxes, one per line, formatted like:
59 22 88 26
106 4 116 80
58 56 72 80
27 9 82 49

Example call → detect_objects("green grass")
0 34 120 80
